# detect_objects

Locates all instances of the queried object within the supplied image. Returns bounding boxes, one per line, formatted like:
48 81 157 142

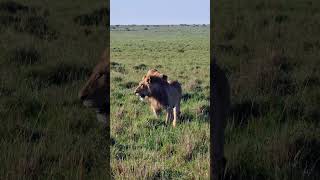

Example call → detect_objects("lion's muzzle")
135 92 146 101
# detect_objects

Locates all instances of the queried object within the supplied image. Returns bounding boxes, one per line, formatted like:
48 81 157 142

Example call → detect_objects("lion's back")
168 80 182 95
148 80 182 107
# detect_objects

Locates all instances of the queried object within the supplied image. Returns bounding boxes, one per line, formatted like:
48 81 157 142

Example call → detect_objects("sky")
111 0 210 25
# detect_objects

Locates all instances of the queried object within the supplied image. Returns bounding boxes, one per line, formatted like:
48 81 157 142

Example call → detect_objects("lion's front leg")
151 106 159 118
165 110 170 125
165 108 173 125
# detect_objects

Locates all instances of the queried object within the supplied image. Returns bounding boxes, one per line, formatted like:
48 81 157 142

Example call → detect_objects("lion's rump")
149 80 182 109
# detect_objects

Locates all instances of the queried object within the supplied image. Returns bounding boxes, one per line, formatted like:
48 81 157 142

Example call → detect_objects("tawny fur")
78 49 109 124
134 70 182 127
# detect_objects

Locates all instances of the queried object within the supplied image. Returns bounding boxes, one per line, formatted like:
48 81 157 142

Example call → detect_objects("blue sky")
111 0 210 25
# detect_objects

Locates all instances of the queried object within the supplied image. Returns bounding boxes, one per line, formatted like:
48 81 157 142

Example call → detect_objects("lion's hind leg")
173 107 177 127
172 98 181 127
165 108 173 125
176 99 181 118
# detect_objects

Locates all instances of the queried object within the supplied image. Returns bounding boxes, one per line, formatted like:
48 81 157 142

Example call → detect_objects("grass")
0 0 109 179
1 0 319 179
214 0 320 179
110 25 210 179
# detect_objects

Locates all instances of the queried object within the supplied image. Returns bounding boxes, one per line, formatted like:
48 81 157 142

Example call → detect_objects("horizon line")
110 23 210 26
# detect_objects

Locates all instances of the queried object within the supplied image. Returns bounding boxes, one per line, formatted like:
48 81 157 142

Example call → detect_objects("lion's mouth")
136 93 146 101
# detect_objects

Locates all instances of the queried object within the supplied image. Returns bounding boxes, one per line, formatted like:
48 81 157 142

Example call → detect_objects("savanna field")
110 25 210 179
0 0 319 179
0 0 109 179
215 0 320 179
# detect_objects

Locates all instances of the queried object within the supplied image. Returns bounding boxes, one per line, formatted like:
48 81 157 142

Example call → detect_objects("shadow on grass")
179 111 195 123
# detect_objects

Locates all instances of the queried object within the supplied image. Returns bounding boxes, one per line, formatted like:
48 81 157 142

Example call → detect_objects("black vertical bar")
106 0 111 178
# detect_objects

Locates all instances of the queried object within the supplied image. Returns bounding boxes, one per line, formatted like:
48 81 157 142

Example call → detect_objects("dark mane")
148 75 169 107
150 75 168 84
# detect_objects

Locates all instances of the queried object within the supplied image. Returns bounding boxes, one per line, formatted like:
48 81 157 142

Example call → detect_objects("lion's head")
134 71 167 101
78 49 109 123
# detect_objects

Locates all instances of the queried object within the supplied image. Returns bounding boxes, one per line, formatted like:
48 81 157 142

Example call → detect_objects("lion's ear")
160 74 168 81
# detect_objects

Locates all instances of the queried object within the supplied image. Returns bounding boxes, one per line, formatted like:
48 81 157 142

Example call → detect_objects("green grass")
215 0 320 179
0 0 109 179
110 25 210 179
1 0 319 179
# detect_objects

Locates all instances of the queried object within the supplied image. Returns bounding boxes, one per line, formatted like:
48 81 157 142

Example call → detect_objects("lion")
145 69 168 81
78 48 109 124
134 69 182 127
211 62 231 179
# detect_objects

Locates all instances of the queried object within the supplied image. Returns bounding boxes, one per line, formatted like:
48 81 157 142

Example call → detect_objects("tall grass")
110 25 210 179
215 0 320 179
0 0 109 179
